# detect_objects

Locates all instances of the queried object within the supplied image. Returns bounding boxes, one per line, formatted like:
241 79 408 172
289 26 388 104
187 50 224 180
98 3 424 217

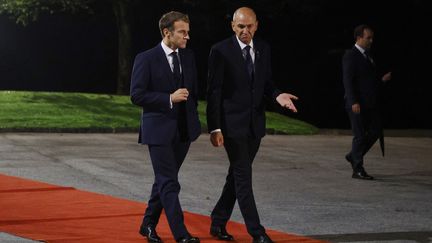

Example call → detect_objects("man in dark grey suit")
206 7 298 243
342 24 392 180
130 11 201 243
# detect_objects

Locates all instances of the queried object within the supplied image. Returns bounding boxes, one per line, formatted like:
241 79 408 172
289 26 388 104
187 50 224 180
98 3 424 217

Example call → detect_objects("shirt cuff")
210 129 221 133
169 94 173 109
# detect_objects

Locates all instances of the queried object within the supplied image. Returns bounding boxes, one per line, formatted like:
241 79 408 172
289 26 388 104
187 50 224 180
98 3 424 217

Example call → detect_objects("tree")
0 0 134 94
0 0 311 94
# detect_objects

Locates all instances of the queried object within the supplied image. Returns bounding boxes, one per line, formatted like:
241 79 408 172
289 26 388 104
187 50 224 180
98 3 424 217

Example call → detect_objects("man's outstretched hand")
276 93 298 113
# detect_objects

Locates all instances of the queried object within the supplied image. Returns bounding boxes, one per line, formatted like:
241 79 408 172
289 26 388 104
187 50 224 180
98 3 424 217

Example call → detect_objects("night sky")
1 0 431 128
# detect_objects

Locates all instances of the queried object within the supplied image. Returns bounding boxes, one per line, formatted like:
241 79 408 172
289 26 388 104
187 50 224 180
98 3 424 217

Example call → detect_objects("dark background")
1 0 431 129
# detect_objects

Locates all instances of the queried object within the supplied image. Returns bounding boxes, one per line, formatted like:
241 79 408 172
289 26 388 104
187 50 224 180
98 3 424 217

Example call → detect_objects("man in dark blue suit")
342 24 391 180
130 11 201 243
206 7 298 243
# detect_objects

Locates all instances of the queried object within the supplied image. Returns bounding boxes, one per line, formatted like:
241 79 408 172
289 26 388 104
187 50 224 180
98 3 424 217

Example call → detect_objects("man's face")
165 20 190 49
357 29 374 50
231 12 258 45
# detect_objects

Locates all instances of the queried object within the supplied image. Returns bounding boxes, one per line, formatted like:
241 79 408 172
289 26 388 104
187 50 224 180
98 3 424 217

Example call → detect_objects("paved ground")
1 133 431 243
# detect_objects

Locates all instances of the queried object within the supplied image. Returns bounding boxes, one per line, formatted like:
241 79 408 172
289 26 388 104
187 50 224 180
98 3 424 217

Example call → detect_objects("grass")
0 91 318 134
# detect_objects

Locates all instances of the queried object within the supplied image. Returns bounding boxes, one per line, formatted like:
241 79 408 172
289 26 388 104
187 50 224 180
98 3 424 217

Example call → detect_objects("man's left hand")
276 93 298 113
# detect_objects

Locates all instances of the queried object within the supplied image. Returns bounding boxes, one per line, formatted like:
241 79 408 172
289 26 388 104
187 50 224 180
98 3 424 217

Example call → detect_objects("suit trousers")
211 137 265 237
347 107 382 171
142 133 191 240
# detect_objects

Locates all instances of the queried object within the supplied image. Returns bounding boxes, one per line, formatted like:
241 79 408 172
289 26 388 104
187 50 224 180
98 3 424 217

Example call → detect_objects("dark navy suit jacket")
130 44 201 144
206 36 281 138
342 46 383 109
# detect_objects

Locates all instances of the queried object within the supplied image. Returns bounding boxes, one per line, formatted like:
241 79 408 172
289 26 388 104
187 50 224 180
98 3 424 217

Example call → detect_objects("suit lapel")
230 36 253 85
353 46 375 68
155 45 176 90
178 50 188 89
253 39 264 82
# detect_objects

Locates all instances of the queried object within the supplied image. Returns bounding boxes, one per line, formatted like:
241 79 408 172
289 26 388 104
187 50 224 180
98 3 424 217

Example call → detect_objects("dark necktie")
171 52 181 86
170 51 188 141
364 50 374 65
243 45 254 80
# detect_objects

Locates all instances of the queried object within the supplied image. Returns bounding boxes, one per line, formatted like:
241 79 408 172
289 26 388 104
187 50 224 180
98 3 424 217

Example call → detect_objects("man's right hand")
382 71 392 82
210 132 224 147
171 88 189 103
352 103 360 114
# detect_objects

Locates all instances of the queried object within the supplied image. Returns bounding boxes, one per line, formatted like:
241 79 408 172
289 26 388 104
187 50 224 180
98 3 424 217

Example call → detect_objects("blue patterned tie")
243 45 254 80
171 52 181 86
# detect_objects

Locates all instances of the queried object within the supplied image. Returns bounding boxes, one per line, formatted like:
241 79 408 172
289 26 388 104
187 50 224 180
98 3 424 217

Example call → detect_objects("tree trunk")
112 0 132 95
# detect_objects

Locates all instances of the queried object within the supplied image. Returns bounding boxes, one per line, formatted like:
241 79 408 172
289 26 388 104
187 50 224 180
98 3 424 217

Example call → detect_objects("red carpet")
0 173 326 243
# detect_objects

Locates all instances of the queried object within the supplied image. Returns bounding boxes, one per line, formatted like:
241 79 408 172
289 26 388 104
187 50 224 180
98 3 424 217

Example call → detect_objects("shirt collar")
355 44 366 54
161 41 178 56
236 36 254 51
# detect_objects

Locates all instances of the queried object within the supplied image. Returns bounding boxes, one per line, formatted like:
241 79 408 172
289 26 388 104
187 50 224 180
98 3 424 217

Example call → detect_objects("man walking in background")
342 24 392 180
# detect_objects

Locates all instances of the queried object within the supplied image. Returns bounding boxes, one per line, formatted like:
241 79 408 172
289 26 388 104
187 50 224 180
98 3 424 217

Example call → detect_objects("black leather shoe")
139 225 162 243
252 234 273 243
210 225 234 241
345 154 353 163
176 236 200 243
352 171 374 180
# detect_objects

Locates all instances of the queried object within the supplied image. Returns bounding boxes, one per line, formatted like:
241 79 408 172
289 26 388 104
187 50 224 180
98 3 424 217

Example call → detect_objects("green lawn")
0 91 318 134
